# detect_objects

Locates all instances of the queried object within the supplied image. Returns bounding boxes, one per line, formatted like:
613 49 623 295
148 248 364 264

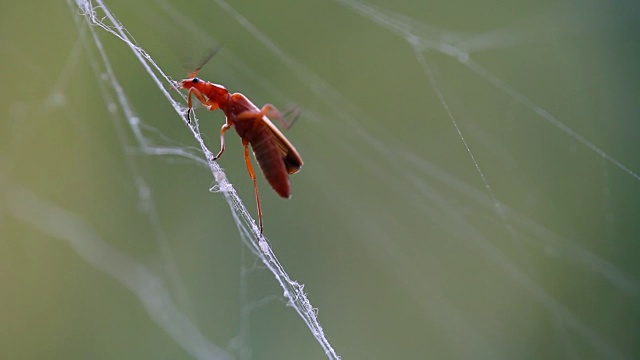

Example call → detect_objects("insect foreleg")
186 87 219 123
213 122 232 160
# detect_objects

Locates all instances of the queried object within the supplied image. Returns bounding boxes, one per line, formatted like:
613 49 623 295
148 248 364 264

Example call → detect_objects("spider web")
2 0 640 359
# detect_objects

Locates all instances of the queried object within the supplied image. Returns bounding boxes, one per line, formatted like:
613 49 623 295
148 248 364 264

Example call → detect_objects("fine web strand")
74 0 340 358
69 0 638 358
337 0 640 303
243 0 632 357
406 172 626 359
413 49 506 220
4 182 232 360
333 127 626 357
200 3 636 357
67 0 195 317
329 1 635 357
401 151 640 301
334 0 640 184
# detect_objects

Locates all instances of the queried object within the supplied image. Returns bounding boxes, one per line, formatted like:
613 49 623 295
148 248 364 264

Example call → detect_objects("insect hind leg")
254 104 301 130
242 138 264 233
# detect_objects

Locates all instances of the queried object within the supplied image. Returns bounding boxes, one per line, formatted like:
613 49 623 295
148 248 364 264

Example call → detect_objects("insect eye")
192 78 200 83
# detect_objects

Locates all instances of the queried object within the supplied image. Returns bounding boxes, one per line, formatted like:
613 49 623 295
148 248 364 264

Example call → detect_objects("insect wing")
262 117 304 174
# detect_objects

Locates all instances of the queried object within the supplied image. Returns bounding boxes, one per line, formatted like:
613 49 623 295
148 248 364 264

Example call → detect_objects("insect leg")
256 104 300 129
242 138 264 233
186 87 219 123
186 87 202 123
213 121 232 160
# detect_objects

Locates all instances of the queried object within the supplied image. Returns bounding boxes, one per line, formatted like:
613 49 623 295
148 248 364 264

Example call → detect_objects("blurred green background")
2 0 640 359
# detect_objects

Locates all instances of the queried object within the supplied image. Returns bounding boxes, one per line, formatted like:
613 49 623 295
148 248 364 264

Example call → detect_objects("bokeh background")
2 0 640 359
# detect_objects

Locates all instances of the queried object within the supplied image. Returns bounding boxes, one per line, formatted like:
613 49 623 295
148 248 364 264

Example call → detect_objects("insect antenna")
188 45 223 78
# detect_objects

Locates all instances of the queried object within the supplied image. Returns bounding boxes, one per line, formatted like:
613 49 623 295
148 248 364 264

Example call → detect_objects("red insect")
178 58 303 234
